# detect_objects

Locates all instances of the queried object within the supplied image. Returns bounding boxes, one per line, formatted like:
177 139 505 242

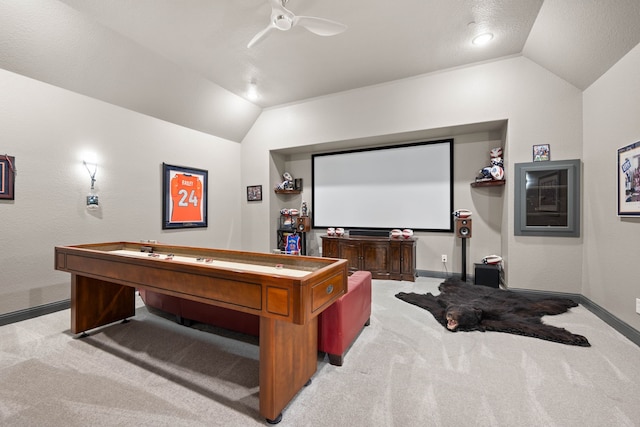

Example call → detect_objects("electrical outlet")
441 254 447 263
636 298 640 314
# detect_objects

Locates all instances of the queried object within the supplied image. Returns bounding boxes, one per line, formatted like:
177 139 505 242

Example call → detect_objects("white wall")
583 43 640 330
0 69 242 315
241 56 584 292
0 0 261 143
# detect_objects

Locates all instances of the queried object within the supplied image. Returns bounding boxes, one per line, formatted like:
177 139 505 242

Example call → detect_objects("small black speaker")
455 218 472 238
474 263 500 288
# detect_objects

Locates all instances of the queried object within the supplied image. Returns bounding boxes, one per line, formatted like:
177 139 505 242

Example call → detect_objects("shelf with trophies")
276 202 311 256
471 147 506 187
274 171 303 194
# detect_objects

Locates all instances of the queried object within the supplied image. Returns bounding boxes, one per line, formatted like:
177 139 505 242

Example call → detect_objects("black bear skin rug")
396 278 590 347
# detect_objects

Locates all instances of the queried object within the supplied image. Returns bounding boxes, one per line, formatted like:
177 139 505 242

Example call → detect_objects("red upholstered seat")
138 270 372 366
317 270 372 366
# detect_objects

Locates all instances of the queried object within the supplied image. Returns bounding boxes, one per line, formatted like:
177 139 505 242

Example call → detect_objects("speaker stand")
300 232 307 256
460 238 467 282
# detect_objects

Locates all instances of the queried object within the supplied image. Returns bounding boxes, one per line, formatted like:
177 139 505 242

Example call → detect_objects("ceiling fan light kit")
274 14 293 30
248 0 347 48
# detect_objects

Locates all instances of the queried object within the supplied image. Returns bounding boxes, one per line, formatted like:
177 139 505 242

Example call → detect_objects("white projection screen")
312 139 454 231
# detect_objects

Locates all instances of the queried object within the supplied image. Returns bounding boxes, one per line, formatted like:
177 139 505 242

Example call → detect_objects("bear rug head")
396 278 590 347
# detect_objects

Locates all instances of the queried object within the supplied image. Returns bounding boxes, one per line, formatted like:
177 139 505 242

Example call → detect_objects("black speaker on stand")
296 216 311 255
455 219 472 281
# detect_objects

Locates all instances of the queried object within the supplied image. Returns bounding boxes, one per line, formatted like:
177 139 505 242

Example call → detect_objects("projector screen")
312 139 454 232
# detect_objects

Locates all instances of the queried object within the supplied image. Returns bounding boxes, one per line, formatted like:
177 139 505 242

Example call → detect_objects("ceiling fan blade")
247 23 276 48
294 16 347 36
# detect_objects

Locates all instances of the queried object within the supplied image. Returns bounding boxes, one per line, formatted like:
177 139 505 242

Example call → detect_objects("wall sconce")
83 160 99 210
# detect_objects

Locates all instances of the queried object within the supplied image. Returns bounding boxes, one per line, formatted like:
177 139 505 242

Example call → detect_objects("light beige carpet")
1 277 639 426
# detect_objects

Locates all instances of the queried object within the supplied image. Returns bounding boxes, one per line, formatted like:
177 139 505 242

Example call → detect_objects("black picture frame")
618 141 640 216
162 163 208 229
247 185 262 201
0 155 16 200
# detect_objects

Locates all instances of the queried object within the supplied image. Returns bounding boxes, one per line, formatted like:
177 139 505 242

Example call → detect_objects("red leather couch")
138 270 372 366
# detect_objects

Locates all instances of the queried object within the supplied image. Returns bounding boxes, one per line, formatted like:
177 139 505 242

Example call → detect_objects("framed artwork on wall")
0 155 16 200
533 144 550 161
538 172 560 211
162 163 208 229
247 185 262 201
514 159 581 237
618 141 640 217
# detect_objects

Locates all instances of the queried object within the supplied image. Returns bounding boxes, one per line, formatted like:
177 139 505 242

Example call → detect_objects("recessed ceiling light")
247 81 259 102
472 32 494 46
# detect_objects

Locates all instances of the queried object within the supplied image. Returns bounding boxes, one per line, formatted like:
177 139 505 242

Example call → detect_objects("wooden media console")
321 235 416 281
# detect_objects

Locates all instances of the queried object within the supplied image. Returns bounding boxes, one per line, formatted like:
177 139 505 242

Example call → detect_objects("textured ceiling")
524 0 640 90
2 0 640 142
53 0 640 108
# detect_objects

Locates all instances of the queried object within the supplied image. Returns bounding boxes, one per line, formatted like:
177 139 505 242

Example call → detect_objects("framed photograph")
0 155 16 200
162 163 208 229
538 172 559 211
247 185 262 201
533 144 550 162
618 141 640 216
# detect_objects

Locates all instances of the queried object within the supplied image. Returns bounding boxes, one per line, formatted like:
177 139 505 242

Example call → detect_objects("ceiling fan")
247 0 347 48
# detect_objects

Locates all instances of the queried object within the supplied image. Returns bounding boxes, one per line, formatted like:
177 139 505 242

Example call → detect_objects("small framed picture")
247 185 262 201
533 144 550 162
0 155 16 200
162 163 208 229
618 141 640 216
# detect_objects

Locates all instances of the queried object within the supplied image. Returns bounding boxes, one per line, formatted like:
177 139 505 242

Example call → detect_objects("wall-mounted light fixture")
83 160 99 210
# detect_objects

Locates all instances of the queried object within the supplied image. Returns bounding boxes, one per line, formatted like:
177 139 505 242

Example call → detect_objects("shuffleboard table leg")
259 316 318 423
70 274 136 334
265 413 282 424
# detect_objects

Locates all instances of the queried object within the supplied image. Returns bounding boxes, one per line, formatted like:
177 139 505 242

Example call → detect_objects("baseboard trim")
3 283 639 349
514 289 640 347
416 272 640 348
0 299 70 327
417 270 474 283
417 269 456 280
578 295 640 347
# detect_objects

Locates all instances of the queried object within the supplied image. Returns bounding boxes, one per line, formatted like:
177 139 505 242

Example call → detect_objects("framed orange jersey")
162 163 208 229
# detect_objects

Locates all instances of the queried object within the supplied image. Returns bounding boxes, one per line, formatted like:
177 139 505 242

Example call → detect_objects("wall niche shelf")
274 189 301 195
471 180 505 188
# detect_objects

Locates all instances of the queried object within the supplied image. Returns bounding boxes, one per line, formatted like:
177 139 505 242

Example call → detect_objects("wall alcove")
268 119 508 265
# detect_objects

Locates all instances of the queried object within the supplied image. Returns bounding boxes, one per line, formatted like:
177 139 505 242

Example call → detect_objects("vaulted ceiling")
2 1 640 141
56 0 640 107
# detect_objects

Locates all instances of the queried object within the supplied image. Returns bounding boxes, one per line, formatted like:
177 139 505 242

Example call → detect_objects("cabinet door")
322 238 339 258
361 242 390 278
389 241 401 279
339 241 362 273
400 241 416 281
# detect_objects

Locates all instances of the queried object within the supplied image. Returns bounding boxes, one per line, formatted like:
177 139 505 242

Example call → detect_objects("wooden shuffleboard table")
54 241 348 424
